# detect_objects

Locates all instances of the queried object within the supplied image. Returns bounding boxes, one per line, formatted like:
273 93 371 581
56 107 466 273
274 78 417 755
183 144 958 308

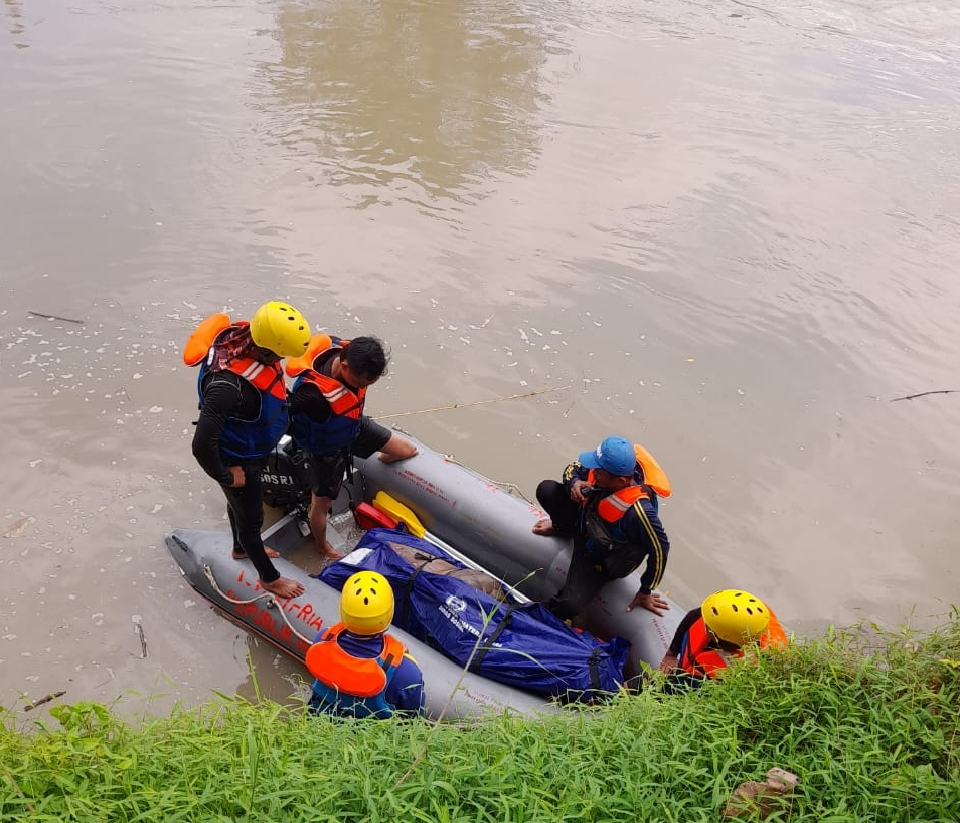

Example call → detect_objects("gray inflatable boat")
165 432 683 719
165 527 552 720
352 433 684 680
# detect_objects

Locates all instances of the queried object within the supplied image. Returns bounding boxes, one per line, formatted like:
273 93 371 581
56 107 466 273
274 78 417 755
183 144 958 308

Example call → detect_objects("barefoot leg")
309 493 342 559
261 576 305 600
233 546 280 560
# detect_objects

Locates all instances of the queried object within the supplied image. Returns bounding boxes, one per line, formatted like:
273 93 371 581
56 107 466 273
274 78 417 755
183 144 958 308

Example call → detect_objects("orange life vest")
287 334 367 454
295 370 366 420
185 314 288 460
305 623 407 718
184 315 286 398
678 613 787 679
591 485 652 524
584 442 671 501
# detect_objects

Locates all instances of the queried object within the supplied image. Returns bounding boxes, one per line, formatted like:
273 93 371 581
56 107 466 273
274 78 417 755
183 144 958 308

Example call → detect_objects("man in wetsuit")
187 301 311 600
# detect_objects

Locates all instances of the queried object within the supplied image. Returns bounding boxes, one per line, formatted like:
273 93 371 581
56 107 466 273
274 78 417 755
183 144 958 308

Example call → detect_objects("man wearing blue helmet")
534 435 672 620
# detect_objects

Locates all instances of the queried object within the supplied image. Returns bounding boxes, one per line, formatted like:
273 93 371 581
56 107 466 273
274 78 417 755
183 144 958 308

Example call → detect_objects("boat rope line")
382 424 535 504
202 565 316 648
373 385 572 422
486 481 533 504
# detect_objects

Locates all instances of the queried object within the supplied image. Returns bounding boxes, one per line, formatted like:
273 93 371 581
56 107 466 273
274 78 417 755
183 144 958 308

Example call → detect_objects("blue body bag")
319 528 630 702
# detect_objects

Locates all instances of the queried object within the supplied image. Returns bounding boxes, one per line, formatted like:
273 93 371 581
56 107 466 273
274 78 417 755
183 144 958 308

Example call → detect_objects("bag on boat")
383 541 507 601
318 527 630 702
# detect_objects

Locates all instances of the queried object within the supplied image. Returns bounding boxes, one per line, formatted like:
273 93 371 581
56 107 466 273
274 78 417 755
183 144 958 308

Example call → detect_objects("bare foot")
232 546 281 560
261 576 304 599
532 518 560 537
320 540 343 560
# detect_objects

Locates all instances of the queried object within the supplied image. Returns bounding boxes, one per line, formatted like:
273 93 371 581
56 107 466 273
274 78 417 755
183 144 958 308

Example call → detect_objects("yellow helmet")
701 589 771 646
340 571 395 635
249 301 311 358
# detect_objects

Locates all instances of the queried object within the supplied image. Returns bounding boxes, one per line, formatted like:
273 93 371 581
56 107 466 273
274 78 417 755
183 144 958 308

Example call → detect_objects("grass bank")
2 617 958 822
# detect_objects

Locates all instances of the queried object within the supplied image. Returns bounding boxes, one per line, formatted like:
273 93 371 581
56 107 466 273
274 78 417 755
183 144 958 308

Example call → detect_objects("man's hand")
570 480 593 504
227 466 246 488
378 435 419 463
627 590 669 616
657 652 679 674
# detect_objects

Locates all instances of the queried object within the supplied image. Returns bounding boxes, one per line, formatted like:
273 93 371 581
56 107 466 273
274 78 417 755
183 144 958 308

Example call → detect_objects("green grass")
2 617 959 823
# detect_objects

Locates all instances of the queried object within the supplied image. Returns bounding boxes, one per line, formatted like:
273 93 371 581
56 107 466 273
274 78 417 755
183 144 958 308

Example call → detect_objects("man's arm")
625 497 670 614
391 654 426 716
659 608 702 673
562 461 592 503
562 461 590 487
191 372 243 486
632 497 670 594
668 608 702 657
288 381 332 424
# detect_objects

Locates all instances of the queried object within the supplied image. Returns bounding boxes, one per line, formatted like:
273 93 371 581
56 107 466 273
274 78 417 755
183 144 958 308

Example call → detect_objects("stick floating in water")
27 311 85 325
23 691 66 712
890 389 959 402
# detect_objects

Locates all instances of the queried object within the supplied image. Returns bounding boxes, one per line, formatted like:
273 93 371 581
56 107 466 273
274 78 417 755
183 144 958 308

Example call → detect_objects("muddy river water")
2 0 959 718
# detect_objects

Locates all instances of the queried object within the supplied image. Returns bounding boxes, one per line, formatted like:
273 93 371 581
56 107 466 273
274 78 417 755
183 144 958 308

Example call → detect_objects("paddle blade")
372 492 426 538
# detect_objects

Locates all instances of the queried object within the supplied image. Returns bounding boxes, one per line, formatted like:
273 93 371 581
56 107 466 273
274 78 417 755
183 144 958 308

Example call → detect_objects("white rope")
488 481 533 504
384 424 534 504
203 565 316 648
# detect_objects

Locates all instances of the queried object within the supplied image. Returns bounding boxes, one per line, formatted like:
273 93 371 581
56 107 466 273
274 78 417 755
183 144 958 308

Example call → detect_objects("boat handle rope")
202 564 316 648
386 424 534 504
439 455 533 504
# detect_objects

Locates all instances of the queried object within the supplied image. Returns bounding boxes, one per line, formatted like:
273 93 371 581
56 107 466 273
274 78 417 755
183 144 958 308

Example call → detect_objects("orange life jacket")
305 623 407 718
287 334 367 454
678 613 787 679
185 314 288 460
591 485 652 524
184 314 286 397
585 442 671 501
295 370 366 420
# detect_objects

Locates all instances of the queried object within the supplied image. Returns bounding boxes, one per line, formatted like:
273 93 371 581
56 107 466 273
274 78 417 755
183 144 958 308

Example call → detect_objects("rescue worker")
657 589 787 690
286 334 417 559
185 301 311 600
535 435 672 620
306 571 425 718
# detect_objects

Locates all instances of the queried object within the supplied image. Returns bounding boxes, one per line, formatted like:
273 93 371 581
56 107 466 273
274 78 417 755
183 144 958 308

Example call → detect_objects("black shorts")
306 417 392 498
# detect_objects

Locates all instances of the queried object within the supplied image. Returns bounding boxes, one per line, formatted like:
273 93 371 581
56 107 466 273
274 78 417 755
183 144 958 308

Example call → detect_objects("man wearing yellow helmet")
305 571 425 718
185 302 311 600
657 589 787 688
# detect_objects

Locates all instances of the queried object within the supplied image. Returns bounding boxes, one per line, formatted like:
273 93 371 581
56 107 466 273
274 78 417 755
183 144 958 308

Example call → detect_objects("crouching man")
658 589 787 691
306 571 425 718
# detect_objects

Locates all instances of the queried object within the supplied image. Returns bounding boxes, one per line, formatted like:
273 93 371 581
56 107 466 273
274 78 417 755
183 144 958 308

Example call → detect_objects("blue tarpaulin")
319 527 630 702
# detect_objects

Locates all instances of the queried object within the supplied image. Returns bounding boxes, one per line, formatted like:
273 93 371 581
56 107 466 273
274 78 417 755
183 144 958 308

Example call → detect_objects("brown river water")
2 0 959 720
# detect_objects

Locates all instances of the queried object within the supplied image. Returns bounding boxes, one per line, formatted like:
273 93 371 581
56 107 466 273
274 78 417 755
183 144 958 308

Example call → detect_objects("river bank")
2 616 957 822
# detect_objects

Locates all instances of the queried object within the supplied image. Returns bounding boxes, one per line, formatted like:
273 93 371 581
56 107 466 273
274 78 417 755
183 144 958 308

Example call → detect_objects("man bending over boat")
286 334 418 559
657 589 787 690
306 571 425 718
535 435 672 619
186 302 310 601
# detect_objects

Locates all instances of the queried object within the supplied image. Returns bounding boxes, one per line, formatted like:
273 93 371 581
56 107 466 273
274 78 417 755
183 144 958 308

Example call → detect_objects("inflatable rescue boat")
165 433 684 720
